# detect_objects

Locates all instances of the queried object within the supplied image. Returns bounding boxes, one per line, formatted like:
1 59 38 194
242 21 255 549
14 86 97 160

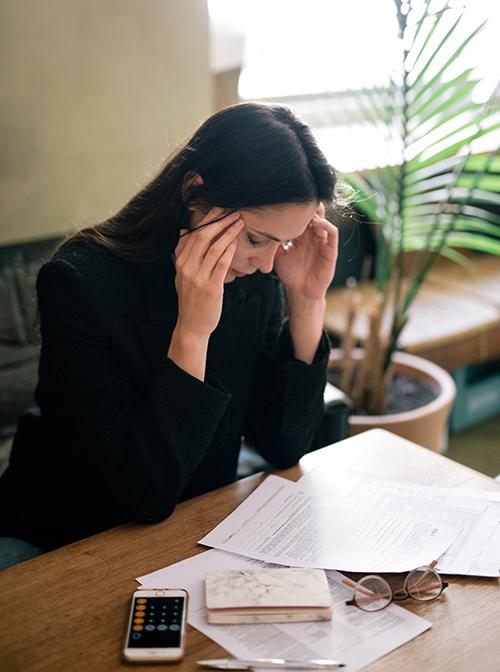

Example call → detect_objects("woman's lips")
231 270 246 277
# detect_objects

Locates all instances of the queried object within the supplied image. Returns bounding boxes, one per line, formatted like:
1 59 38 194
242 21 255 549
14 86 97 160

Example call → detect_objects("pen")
197 658 345 670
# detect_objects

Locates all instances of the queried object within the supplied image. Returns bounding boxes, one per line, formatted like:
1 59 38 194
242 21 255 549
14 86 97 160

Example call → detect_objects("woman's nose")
252 245 279 274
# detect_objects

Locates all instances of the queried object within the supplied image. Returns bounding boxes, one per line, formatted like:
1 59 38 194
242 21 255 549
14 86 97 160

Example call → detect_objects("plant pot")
329 350 456 453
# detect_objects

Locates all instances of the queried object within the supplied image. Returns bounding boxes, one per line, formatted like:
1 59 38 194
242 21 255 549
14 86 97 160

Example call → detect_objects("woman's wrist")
286 292 326 314
286 295 326 364
167 324 210 382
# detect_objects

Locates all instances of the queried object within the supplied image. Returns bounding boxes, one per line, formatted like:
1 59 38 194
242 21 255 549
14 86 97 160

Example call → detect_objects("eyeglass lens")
353 575 392 612
405 567 443 601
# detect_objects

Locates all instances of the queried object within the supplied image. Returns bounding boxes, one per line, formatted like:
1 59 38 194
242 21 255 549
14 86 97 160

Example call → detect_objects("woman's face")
225 202 318 283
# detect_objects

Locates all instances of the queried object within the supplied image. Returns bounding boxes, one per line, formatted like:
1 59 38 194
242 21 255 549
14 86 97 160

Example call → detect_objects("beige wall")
0 0 211 245
213 68 241 112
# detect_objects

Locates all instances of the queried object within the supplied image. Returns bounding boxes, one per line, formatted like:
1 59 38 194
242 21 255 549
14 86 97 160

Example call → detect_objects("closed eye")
246 232 267 248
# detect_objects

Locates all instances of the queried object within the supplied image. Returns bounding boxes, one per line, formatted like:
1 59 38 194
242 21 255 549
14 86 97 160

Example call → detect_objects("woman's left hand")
274 203 338 301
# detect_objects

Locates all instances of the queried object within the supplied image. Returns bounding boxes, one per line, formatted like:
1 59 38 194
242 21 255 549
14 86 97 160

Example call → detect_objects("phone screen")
127 595 185 648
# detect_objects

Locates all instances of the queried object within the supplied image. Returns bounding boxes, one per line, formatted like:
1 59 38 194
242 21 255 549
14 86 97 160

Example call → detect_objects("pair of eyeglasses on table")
342 560 449 612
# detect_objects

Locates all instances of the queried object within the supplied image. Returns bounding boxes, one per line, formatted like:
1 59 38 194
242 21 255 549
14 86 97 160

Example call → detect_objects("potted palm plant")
328 0 500 451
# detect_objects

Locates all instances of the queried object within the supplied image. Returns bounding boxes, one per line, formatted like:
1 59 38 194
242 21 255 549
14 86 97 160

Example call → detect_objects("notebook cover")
205 568 332 624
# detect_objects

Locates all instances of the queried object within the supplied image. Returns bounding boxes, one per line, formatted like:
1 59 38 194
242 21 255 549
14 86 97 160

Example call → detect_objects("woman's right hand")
174 207 243 338
167 208 243 380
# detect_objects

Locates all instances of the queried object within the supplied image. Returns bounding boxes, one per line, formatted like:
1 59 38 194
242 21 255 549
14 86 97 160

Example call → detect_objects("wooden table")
1 429 499 672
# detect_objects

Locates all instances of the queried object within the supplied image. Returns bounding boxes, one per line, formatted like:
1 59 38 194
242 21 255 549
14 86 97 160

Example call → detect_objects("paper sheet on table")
137 549 431 672
444 488 500 503
298 468 500 577
198 475 461 573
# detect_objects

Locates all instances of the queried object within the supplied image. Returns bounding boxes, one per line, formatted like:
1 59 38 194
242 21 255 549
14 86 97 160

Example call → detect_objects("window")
209 0 500 171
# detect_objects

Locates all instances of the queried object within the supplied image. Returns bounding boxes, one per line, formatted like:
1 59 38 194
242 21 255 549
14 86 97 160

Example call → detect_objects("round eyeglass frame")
344 564 449 612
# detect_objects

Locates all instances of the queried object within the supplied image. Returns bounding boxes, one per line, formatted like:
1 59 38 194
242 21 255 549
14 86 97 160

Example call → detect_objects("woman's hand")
273 203 338 364
168 208 243 380
273 203 338 302
174 208 242 337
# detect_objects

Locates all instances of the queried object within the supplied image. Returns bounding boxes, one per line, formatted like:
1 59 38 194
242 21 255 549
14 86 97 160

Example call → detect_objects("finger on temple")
211 239 238 283
197 220 242 276
310 217 334 240
191 213 241 250
198 207 240 230
313 228 329 239
325 223 339 247
181 212 240 264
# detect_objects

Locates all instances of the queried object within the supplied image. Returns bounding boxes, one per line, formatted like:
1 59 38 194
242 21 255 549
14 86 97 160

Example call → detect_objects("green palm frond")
345 0 500 356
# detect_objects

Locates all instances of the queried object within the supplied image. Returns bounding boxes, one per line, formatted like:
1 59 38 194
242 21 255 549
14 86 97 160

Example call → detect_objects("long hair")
61 102 338 263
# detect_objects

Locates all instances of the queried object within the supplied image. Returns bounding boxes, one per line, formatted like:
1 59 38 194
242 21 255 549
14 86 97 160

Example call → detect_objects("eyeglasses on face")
343 560 449 612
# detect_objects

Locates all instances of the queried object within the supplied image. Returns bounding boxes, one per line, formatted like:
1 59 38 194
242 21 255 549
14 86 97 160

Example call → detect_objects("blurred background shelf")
325 254 500 372
325 254 500 437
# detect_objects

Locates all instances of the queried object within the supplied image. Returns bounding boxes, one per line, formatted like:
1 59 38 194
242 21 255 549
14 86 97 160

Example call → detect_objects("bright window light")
209 0 500 171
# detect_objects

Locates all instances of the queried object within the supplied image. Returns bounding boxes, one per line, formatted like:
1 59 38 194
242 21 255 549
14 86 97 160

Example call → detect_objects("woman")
0 102 339 564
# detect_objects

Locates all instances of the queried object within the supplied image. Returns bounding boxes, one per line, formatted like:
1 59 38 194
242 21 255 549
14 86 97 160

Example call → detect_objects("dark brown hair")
62 102 338 262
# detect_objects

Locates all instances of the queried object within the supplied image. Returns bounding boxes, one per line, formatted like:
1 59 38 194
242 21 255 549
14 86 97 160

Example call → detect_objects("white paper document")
199 475 461 573
137 549 431 672
298 468 500 577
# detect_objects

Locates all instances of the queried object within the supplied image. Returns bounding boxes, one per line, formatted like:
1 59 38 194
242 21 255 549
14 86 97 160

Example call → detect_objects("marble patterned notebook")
205 568 332 624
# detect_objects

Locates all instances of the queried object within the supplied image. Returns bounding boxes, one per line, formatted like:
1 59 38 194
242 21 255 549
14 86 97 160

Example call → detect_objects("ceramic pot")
329 350 456 452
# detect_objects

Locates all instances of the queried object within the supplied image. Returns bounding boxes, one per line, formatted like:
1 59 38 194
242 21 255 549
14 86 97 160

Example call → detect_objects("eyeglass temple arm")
411 560 438 589
341 577 374 597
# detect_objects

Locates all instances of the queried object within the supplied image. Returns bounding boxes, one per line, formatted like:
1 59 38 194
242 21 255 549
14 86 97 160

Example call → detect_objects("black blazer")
0 241 329 549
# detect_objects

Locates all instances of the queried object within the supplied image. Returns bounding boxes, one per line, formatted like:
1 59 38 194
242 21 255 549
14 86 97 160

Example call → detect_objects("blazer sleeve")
36 258 231 523
243 278 330 468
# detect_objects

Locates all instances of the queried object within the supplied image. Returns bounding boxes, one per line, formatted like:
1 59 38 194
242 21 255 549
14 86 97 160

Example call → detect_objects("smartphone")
122 588 188 663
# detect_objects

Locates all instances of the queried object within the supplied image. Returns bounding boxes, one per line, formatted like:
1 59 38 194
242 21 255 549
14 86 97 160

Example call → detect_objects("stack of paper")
297 468 500 577
198 471 500 577
198 474 463 573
